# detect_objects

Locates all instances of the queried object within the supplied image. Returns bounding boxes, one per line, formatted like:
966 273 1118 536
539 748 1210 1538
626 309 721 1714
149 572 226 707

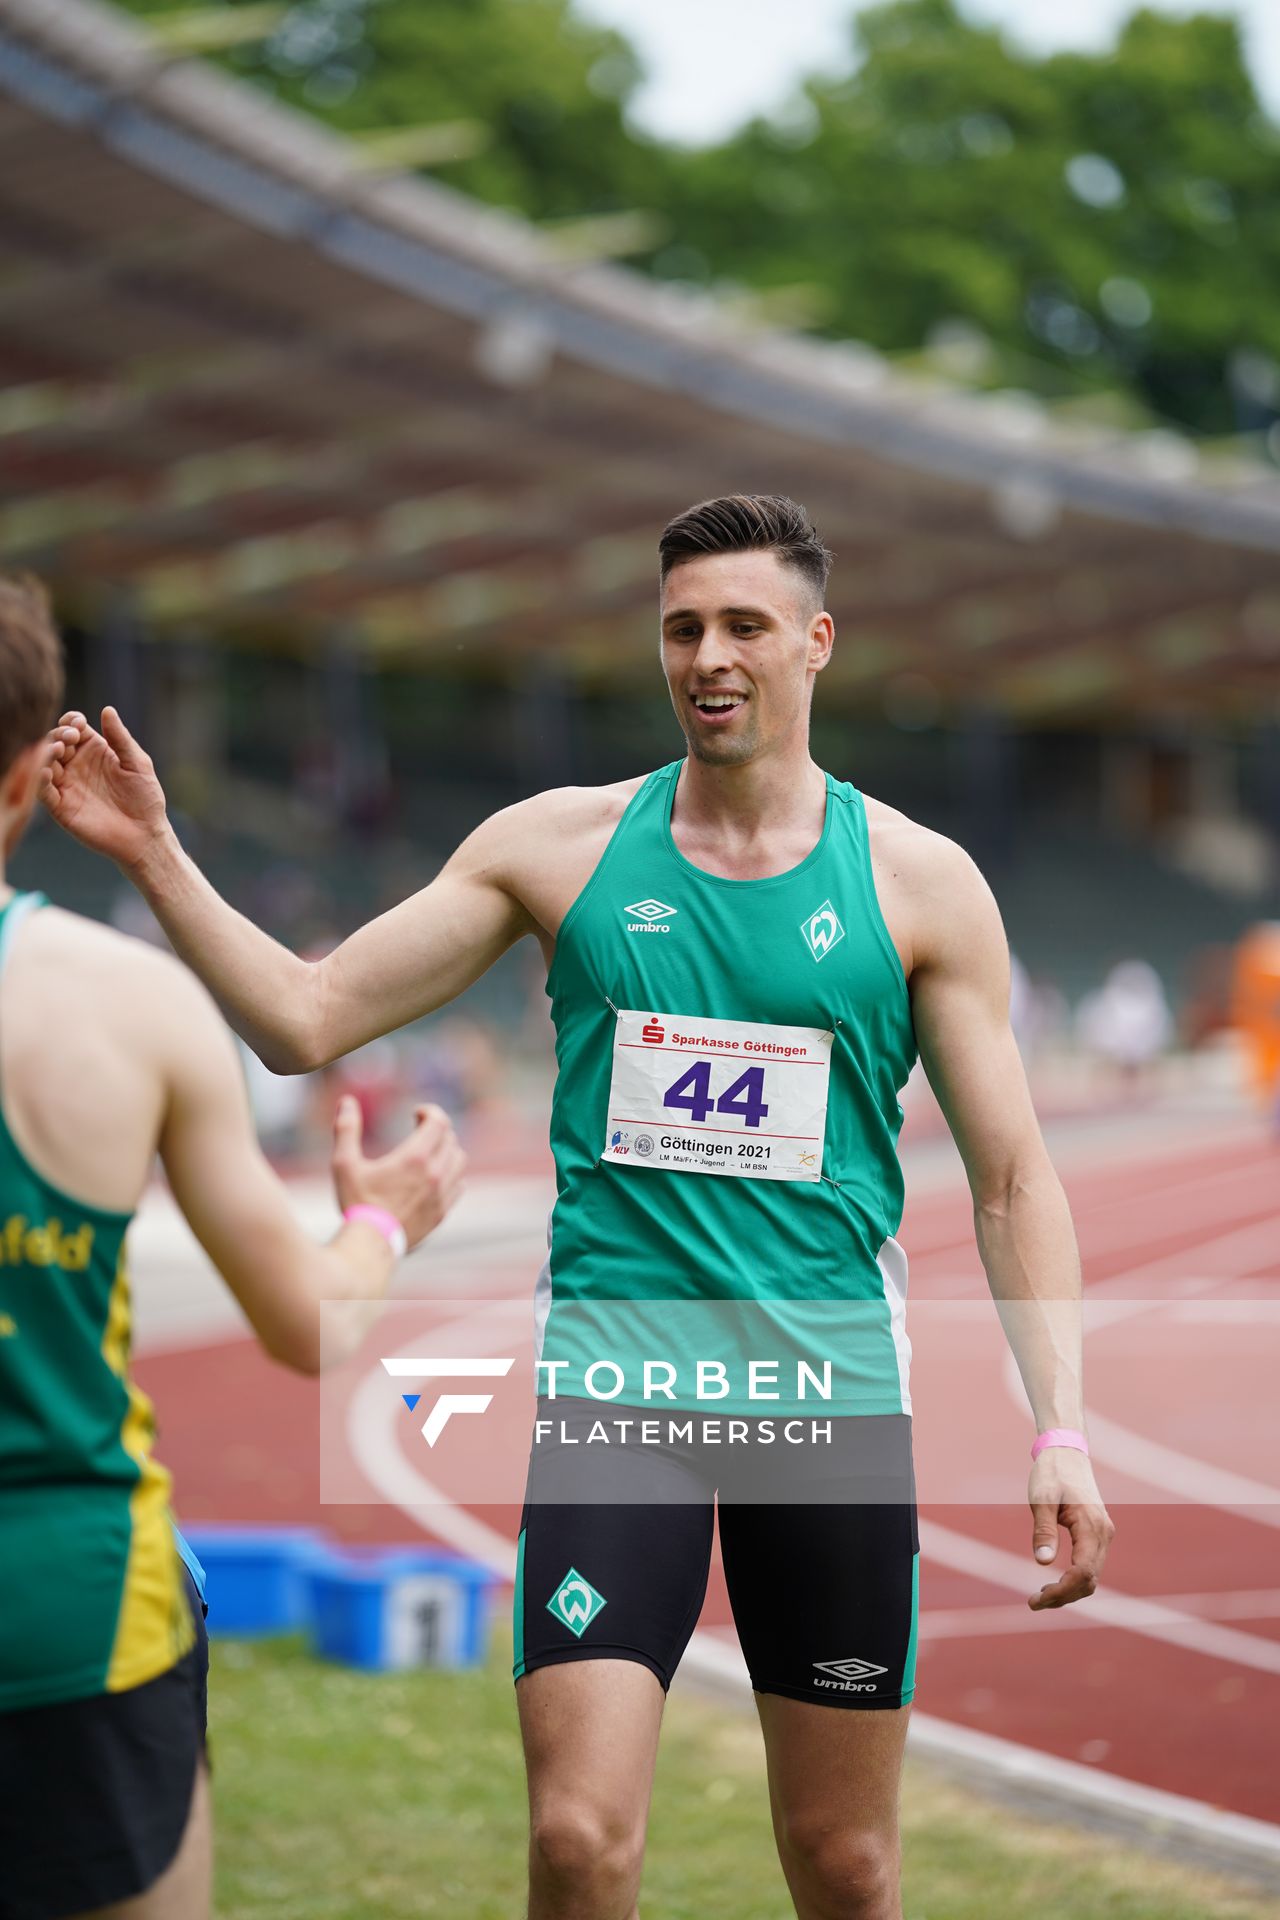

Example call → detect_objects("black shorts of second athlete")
513 1398 919 1710
0 1568 209 1920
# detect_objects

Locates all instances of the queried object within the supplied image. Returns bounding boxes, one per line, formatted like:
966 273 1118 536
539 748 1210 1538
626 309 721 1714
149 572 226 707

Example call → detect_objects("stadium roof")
1 0 1279 722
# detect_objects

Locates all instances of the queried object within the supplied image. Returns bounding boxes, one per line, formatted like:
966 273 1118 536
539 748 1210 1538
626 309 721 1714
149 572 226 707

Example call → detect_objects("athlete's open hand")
331 1097 466 1251
1028 1450 1115 1609
40 709 170 872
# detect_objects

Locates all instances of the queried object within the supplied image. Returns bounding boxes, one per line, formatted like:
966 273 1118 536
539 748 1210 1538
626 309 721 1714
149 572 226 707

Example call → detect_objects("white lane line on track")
651 1630 1280 1876
1083 1409 1280 1523
346 1303 1280 1870
998 1215 1280 1522
345 1302 525 1578
345 1303 1280 1681
918 1519 1280 1675
906 1151 1277 1269
918 1588 1280 1641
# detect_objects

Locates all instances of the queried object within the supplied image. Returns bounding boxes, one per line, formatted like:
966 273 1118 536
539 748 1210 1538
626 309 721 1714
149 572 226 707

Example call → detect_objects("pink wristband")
1031 1428 1089 1462
343 1204 407 1260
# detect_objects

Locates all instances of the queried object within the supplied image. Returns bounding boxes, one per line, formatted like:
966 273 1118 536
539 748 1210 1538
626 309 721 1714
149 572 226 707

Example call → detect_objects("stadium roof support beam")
2 0 1280 717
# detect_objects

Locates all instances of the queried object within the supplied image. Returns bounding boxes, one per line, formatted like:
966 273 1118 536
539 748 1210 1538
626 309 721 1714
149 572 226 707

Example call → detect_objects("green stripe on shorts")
512 1527 527 1680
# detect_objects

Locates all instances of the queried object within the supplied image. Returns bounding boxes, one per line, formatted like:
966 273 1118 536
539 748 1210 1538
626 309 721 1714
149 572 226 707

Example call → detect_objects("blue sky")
573 0 1280 143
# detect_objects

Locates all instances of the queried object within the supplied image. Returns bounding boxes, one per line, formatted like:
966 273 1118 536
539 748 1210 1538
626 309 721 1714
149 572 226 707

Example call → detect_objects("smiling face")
660 549 833 768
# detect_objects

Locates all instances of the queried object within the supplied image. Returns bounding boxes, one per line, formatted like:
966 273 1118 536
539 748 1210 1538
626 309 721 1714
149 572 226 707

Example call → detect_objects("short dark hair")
0 574 64 781
658 494 833 605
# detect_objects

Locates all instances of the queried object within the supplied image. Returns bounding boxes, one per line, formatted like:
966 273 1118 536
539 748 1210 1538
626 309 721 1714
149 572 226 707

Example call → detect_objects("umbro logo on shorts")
812 1655 886 1692
624 898 677 933
800 900 845 962
547 1568 607 1638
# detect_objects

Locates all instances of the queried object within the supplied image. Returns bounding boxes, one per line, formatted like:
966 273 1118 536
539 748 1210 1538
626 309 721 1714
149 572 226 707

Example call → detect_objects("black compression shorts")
0 1570 208 1920
513 1399 919 1710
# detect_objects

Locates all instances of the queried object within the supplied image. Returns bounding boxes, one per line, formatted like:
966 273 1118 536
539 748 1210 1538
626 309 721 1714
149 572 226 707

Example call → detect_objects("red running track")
138 1126 1280 1826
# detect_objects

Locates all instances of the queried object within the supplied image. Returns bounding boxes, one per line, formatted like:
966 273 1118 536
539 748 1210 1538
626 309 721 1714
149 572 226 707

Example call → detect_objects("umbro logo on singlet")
624 898 677 934
800 899 845 962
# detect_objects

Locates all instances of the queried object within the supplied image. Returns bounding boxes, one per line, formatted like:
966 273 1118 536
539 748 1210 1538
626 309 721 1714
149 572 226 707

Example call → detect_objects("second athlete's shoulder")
8 900 226 1053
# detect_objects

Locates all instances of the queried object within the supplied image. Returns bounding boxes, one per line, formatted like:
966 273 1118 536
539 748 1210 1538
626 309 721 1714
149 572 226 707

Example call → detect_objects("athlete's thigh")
721 1488 917 1853
755 1688 910 1854
518 1656 666 1845
514 1400 716 1694
717 1424 919 1712
74 1760 212 1920
514 1404 715 1837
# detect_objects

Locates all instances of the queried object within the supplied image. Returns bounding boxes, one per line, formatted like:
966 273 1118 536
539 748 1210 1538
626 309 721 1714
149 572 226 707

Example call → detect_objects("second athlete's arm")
155 960 465 1372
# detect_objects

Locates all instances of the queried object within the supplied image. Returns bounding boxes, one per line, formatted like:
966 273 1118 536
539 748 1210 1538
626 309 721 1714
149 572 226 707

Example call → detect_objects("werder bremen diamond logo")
547 1568 607 1638
800 899 845 962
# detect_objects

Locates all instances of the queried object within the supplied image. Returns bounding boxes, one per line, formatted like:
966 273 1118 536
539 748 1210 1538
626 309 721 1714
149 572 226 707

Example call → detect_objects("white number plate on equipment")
601 1009 831 1182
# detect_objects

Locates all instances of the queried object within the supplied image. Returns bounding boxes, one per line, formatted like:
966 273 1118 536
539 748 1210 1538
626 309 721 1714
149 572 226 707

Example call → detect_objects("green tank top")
0 891 193 1711
540 762 918 1418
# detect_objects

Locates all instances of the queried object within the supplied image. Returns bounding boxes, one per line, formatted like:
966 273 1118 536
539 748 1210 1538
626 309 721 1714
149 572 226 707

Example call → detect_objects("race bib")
601 1009 832 1182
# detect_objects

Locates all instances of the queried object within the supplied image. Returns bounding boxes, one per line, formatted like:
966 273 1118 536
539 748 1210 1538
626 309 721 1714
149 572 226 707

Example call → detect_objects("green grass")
210 1634 1274 1919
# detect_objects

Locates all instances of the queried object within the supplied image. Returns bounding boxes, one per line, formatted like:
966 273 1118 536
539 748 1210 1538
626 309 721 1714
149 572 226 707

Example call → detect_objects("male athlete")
0 574 464 1920
45 496 1113 1920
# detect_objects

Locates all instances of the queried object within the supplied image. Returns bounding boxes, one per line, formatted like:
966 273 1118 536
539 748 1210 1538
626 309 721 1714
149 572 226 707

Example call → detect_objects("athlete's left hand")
1027 1450 1115 1609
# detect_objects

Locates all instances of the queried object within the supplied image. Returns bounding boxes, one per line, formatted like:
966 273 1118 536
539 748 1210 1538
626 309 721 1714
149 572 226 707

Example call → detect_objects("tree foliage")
113 0 1280 434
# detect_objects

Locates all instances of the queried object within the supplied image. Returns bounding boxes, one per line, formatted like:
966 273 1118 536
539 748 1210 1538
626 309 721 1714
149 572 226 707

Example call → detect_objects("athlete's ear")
808 610 834 675
2 739 46 813
1 740 47 858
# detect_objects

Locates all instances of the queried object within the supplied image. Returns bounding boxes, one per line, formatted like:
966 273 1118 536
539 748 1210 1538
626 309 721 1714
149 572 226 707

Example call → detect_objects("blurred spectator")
1009 951 1070 1061
109 882 165 948
325 1038 406 1154
1229 923 1280 1110
238 1041 312 1162
403 1017 503 1119
1075 959 1173 1095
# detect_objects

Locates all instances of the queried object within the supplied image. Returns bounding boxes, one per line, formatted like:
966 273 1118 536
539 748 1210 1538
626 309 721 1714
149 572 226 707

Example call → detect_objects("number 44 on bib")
601 1009 832 1183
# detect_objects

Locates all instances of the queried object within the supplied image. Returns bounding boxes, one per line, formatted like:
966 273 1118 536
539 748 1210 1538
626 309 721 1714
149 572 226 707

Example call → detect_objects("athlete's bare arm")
870 804 1115 1609
2 904 464 1375
156 963 464 1371
42 707 638 1073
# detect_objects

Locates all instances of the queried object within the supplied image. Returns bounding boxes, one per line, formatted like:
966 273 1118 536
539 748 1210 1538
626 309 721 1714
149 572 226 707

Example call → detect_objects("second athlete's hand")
331 1097 466 1252
1027 1450 1115 1609
40 708 171 872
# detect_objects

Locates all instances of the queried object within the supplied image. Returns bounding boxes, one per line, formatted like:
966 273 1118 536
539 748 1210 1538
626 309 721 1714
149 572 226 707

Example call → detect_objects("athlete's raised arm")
154 954 465 1372
42 707 536 1072
907 832 1115 1610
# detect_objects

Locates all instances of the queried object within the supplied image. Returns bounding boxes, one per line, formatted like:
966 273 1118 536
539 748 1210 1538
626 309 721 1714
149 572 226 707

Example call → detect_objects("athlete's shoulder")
514 773 653 832
16 901 219 1018
19 900 170 970
860 794 969 886
860 796 1002 961
460 774 653 870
